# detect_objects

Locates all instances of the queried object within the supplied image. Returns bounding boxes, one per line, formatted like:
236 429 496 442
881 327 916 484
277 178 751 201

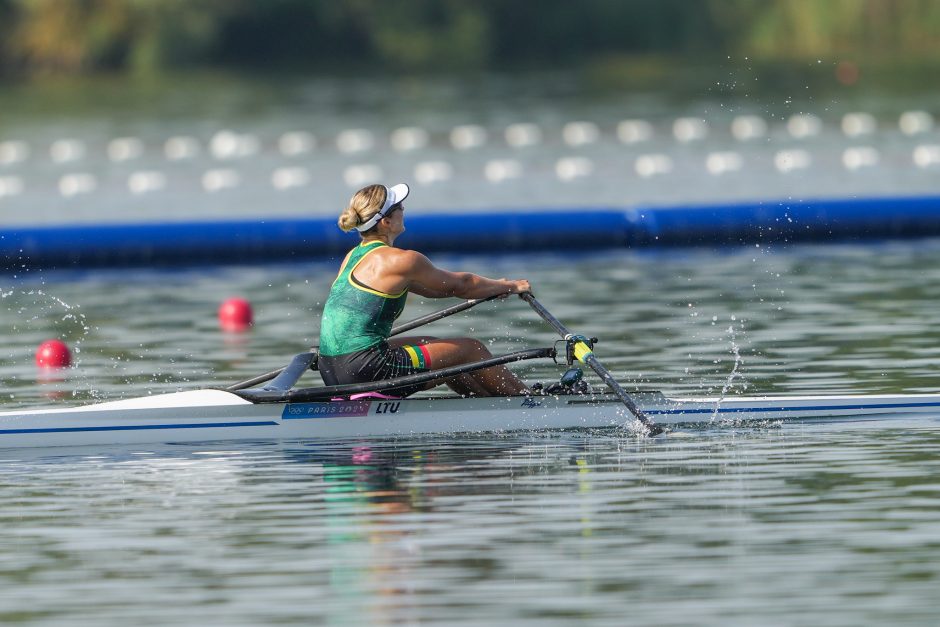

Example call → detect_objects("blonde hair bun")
338 184 387 232
337 207 361 232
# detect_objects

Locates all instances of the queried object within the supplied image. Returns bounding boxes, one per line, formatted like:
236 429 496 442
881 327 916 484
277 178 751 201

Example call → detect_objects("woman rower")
318 183 531 397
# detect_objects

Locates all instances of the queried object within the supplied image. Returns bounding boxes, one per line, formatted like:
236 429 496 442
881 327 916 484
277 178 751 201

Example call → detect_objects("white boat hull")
1 389 940 450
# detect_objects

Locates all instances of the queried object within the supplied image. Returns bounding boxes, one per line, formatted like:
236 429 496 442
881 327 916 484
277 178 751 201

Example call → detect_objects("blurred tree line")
1 0 938 76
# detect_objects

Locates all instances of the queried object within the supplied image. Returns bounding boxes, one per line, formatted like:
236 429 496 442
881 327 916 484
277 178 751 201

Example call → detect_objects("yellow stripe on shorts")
403 345 425 368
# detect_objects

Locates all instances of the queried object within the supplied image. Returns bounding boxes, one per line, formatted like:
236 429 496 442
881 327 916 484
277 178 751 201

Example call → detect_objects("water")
3 240 940 624
3 68 940 624
6 239 940 405
3 428 940 625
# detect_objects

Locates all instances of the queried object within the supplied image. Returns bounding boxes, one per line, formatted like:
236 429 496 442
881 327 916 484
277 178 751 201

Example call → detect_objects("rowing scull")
1 389 939 450
4 294 937 450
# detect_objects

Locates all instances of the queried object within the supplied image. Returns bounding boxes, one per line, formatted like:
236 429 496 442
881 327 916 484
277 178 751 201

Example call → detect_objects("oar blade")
583 354 663 436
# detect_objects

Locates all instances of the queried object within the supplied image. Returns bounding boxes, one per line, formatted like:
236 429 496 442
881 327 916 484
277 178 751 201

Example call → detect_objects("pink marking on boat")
349 392 401 400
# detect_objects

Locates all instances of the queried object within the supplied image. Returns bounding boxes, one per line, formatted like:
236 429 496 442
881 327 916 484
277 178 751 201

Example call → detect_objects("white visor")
355 183 410 232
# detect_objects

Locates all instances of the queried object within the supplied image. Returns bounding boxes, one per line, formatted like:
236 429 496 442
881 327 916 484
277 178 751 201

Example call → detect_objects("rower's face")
386 204 405 234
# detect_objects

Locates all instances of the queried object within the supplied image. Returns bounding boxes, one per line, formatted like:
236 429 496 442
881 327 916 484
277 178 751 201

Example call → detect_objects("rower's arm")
404 251 529 299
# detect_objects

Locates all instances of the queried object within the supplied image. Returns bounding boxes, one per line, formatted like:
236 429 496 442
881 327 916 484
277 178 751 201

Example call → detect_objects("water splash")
18 289 90 340
711 316 745 422
3 285 93 399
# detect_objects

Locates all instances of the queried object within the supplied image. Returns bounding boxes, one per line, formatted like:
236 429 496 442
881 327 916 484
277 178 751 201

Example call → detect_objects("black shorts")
318 341 431 398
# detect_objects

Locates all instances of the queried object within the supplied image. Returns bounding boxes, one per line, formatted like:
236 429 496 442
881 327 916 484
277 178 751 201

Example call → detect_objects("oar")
386 293 503 336
225 294 503 391
237 347 554 403
519 292 663 436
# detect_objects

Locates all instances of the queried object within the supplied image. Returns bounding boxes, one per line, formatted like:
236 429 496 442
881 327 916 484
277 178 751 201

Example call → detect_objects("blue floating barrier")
3 195 940 270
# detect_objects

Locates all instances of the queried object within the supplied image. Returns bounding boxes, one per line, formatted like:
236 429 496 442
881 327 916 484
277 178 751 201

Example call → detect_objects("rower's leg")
389 337 529 396
443 373 490 397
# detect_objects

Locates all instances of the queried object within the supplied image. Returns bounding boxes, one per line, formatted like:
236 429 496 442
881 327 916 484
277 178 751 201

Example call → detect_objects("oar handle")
520 292 663 436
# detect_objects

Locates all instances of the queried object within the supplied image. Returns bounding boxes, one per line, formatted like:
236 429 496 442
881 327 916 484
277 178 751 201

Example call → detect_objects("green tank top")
319 241 408 356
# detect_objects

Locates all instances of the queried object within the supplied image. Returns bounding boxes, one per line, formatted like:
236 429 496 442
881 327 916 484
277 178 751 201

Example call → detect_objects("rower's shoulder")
373 246 428 267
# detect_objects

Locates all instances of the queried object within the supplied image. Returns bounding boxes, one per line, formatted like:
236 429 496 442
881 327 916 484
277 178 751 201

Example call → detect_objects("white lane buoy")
841 113 876 138
705 151 744 175
786 114 822 139
107 137 144 162
913 145 940 168
337 129 375 154
484 159 523 183
209 131 239 159
673 118 708 142
390 127 429 152
209 130 260 160
202 168 240 192
50 139 86 163
165 136 200 160
414 161 453 185
555 156 594 181
344 164 383 188
562 121 600 147
0 176 24 198
842 146 880 170
450 125 487 150
731 115 768 141
58 173 97 196
272 166 311 190
635 154 673 178
0 141 30 165
900 111 934 136
617 120 653 144
128 171 167 194
774 149 812 173
278 131 315 156
504 123 542 148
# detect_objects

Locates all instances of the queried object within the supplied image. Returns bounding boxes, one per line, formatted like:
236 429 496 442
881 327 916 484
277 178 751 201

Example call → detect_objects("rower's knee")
463 338 492 359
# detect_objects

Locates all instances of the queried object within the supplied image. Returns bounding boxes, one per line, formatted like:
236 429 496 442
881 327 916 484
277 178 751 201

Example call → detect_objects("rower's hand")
500 279 530 297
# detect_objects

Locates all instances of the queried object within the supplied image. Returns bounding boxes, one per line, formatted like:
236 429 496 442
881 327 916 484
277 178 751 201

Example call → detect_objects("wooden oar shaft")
520 292 662 436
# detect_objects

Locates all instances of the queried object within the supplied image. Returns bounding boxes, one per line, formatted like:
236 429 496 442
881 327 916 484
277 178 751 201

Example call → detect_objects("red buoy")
218 297 254 332
35 339 72 369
